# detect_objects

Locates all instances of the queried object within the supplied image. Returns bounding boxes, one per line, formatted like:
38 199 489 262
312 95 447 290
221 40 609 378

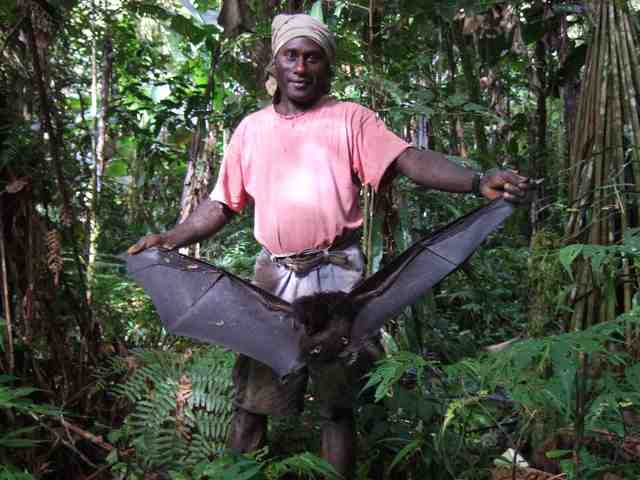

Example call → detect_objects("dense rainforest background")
1 0 640 478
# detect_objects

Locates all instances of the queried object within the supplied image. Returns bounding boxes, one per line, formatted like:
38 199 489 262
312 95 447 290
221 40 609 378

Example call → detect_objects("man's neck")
274 96 326 116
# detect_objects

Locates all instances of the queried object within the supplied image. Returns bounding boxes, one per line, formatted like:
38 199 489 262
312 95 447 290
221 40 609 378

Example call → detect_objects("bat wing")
348 199 515 347
125 248 304 378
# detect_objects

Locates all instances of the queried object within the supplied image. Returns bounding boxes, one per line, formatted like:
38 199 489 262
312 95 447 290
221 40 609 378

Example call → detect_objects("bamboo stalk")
567 8 601 234
608 7 634 326
571 2 601 195
566 0 640 370
0 208 14 373
363 0 381 276
569 2 604 333
616 8 640 341
618 12 640 176
86 33 99 306
615 11 638 167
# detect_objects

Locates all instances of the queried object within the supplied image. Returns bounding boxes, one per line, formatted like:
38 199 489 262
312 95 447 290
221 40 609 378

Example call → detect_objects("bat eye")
310 345 322 355
341 336 350 345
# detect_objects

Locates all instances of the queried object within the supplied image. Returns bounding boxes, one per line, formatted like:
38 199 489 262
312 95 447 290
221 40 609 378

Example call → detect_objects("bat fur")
292 291 358 364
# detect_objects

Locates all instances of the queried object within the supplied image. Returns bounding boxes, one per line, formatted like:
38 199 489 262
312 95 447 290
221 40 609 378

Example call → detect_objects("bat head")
292 291 357 364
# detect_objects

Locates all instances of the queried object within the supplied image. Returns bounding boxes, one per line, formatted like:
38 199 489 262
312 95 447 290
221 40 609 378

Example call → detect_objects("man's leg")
313 339 384 479
320 408 356 479
227 407 268 452
226 352 307 454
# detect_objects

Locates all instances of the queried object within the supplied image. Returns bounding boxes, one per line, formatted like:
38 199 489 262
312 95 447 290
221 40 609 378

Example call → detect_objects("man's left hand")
480 169 531 204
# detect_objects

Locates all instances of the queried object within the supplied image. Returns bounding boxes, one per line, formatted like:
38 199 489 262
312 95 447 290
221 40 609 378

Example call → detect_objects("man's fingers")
128 234 162 255
128 241 145 255
503 190 529 203
502 181 526 196
483 170 538 203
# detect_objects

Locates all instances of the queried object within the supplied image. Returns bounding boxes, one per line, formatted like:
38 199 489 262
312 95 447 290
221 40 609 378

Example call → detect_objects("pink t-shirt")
210 97 410 255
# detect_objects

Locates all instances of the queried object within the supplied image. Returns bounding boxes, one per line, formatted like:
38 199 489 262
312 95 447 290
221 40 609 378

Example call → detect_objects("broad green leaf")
387 437 423 474
170 15 206 43
180 0 219 26
589 250 607 276
546 449 572 459
446 94 467 107
106 159 128 177
626 362 640 386
309 0 324 22
559 244 583 278
180 0 203 24
462 102 486 112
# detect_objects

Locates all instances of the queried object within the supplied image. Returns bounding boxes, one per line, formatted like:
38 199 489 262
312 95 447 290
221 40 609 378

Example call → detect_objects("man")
129 14 529 478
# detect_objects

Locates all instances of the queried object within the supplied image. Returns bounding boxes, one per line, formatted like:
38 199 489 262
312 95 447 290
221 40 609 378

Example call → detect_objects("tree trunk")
87 31 112 310
452 21 488 163
565 0 640 333
443 23 467 157
529 35 548 235
178 45 221 257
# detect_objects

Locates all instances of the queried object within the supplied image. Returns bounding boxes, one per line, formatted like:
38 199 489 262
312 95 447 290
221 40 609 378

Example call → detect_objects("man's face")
274 37 330 108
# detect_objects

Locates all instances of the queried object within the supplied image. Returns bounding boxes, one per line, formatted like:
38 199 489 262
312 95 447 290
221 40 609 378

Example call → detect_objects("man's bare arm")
128 199 234 255
393 147 530 202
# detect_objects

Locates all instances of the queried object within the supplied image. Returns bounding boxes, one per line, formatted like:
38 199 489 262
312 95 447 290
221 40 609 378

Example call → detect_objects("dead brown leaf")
6 178 28 194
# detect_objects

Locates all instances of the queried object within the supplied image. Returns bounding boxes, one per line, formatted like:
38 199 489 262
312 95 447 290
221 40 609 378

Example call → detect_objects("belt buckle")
289 262 303 273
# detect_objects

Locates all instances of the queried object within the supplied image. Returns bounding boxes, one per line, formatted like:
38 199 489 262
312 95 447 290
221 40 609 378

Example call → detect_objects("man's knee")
227 407 268 453
320 406 354 423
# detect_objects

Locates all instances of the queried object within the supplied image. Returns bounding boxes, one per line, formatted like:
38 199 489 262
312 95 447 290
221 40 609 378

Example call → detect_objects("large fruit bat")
125 199 514 378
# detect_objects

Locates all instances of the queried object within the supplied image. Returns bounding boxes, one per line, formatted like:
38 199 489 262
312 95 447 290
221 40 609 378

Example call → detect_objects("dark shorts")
232 245 383 418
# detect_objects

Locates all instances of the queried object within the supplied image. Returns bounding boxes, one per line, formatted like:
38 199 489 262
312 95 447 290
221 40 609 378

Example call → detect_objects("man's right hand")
127 199 234 255
127 233 174 255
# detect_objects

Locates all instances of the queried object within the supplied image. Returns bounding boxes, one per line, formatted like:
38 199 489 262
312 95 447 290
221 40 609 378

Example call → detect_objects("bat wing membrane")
126 248 304 378
348 199 515 347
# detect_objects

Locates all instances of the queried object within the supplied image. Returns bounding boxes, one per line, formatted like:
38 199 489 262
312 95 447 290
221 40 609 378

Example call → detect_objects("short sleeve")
209 121 249 212
349 105 410 191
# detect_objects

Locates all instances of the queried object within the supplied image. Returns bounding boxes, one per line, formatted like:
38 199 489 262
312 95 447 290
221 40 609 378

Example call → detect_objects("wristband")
471 172 484 197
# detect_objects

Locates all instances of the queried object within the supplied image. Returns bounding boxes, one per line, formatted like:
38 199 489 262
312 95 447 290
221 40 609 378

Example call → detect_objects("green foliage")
107 348 234 475
528 229 567 336
0 376 60 479
308 0 324 23
433 244 530 358
0 377 40 451
362 351 428 403
446 314 640 479
360 351 457 478
0 375 60 419
479 317 637 425
173 450 340 480
559 227 640 281
266 452 340 479
93 260 168 347
0 465 34 480
360 308 640 478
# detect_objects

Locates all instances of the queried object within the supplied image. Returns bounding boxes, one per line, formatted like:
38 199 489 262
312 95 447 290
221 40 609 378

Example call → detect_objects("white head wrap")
271 14 336 65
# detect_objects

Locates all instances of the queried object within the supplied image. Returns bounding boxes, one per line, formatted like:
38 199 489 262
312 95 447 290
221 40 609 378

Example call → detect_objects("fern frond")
109 347 234 469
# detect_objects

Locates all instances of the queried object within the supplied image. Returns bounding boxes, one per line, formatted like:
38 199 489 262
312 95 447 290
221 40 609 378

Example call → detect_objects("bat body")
125 199 515 378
